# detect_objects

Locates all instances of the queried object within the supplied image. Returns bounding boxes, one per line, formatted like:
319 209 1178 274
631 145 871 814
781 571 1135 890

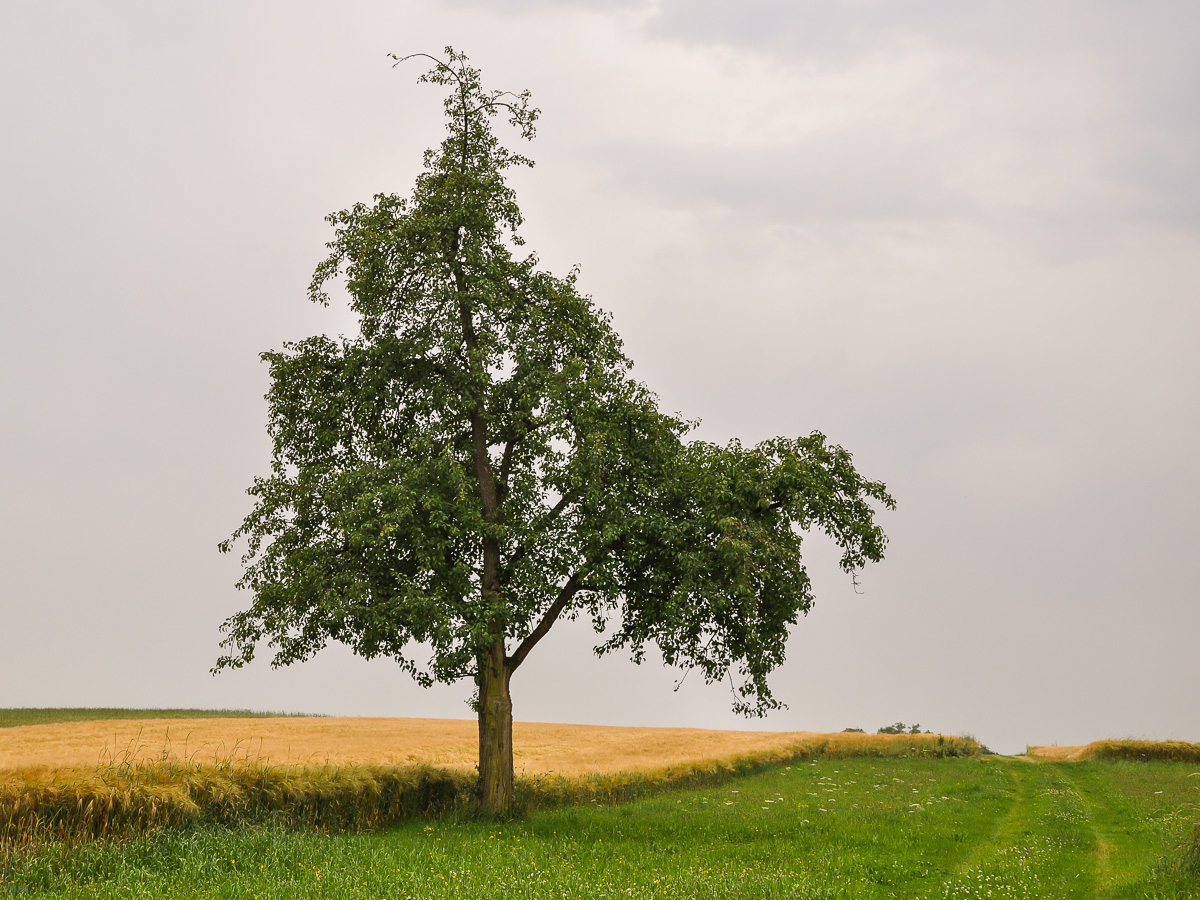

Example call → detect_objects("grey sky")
1 1 1196 755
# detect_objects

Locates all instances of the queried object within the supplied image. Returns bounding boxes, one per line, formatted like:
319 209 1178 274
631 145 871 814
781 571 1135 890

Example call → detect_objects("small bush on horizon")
877 722 927 735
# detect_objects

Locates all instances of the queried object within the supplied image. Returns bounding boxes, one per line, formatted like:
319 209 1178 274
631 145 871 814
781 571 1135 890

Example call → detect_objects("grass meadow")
3 758 1198 898
2 712 1198 898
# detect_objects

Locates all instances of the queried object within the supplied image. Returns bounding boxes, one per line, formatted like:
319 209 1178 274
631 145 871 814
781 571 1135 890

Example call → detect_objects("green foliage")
0 709 313 729
218 46 892 714
877 721 926 735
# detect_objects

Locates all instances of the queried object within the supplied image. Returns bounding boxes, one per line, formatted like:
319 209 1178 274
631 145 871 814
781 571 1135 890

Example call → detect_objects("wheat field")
0 717 827 776
1026 739 1200 763
1025 744 1089 761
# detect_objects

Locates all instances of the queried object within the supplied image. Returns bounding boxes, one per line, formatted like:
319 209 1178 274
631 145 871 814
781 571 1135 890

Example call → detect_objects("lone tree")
216 49 895 814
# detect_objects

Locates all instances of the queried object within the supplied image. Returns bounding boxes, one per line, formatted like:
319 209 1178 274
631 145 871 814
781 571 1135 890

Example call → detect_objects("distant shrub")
841 728 864 733
877 722 927 735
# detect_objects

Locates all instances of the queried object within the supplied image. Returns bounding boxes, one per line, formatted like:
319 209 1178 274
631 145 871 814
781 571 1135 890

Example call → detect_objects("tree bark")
477 639 514 814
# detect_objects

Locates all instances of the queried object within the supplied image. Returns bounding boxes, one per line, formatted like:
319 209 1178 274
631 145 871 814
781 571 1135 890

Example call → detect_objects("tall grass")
0 759 475 856
1183 820 1200 876
1181 796 1200 878
0 731 976 855
1088 740 1200 763
780 730 978 760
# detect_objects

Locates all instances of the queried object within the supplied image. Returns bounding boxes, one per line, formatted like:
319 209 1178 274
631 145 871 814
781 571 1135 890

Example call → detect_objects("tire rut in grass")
1052 761 1191 898
1055 763 1118 895
943 758 1025 878
928 759 1098 899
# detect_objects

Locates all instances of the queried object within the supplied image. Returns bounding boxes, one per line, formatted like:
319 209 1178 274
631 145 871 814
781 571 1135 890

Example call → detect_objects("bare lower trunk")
477 640 513 814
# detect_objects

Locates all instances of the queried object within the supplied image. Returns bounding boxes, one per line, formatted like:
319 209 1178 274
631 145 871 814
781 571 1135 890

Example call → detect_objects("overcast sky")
2 1 1197 755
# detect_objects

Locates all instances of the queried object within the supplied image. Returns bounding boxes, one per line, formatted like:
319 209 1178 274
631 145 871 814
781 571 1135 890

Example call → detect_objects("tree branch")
508 572 583 673
499 491 575 580
498 436 516 495
488 412 548 448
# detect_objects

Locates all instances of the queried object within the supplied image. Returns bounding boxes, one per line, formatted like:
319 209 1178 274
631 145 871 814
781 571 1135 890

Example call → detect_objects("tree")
215 48 895 814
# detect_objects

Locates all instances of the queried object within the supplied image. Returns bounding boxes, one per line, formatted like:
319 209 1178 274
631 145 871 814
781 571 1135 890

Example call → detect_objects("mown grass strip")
1059 760 1199 890
934 760 1101 899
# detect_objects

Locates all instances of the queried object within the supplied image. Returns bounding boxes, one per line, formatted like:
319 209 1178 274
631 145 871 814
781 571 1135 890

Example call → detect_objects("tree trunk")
477 640 514 814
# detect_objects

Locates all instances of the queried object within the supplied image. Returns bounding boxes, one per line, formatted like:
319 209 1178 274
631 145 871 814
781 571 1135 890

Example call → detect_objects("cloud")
447 0 1200 238
1 0 1196 754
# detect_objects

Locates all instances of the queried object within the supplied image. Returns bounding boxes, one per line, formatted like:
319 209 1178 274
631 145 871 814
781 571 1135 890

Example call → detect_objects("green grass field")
3 756 1197 898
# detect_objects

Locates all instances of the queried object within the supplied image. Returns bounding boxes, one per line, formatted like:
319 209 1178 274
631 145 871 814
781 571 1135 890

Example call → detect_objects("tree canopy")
216 48 895 812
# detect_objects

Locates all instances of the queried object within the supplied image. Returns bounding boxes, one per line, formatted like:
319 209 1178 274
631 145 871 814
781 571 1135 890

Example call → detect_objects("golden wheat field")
0 717 828 777
1026 739 1200 763
1026 744 1089 761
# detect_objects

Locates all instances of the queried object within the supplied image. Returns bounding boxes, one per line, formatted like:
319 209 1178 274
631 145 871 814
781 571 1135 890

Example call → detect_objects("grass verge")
1 756 1005 899
5 758 1197 899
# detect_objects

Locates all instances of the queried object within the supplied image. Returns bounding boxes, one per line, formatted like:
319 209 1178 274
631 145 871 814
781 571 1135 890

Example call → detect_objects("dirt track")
0 717 818 776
